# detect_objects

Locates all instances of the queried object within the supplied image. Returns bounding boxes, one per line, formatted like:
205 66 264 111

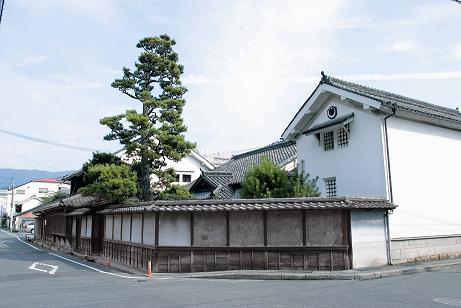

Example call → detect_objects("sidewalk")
32 238 461 281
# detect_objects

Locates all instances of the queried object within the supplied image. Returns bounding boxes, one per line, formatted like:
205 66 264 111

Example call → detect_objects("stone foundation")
391 235 461 264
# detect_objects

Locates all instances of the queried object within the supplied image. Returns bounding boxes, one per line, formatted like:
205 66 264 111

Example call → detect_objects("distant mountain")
0 169 75 189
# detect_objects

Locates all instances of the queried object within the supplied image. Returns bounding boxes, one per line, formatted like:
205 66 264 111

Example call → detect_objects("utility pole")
9 178 14 232
0 0 5 26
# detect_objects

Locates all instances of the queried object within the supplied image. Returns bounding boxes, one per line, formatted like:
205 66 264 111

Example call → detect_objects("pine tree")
101 34 195 201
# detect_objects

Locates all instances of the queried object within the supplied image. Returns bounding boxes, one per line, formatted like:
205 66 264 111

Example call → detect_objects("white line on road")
0 229 41 251
2 229 149 280
49 253 145 280
29 262 59 275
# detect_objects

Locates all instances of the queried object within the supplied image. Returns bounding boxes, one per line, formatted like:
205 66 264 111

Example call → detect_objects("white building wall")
351 210 388 268
296 97 388 198
387 117 461 238
4 180 70 217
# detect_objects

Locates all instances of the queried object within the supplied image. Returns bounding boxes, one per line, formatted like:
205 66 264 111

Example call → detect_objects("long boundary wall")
391 235 461 264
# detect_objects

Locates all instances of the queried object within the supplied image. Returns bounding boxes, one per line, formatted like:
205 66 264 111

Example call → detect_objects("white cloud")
16 0 120 23
185 0 347 150
13 54 49 67
293 71 461 83
454 43 461 58
387 40 419 53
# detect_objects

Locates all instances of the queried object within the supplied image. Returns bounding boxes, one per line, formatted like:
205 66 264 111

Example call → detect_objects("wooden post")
155 213 159 246
302 210 306 246
263 211 267 246
147 260 152 278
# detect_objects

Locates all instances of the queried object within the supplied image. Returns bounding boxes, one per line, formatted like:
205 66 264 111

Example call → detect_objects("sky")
0 0 460 171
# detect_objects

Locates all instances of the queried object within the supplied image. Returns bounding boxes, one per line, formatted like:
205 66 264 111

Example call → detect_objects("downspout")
383 104 396 265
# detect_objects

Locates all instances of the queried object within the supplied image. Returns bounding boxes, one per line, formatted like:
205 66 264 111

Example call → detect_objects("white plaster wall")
143 213 156 245
105 215 113 240
80 217 86 237
387 117 461 238
118 150 212 186
86 216 92 237
72 217 76 236
296 97 388 198
113 215 122 241
131 214 142 243
158 213 191 246
122 214 131 242
351 210 388 268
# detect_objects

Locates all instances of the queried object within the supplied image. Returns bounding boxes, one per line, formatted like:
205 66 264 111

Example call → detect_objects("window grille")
39 188 48 194
338 123 350 148
325 178 337 197
182 174 192 183
323 131 334 151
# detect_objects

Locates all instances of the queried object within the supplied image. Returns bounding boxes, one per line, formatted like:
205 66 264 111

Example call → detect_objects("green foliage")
40 191 67 205
79 164 137 203
240 157 319 199
156 184 193 201
82 152 124 184
101 34 195 201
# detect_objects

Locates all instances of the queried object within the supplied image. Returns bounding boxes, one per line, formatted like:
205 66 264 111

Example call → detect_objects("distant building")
2 178 70 219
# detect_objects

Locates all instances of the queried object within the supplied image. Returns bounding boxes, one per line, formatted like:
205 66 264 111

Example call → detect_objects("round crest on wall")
327 106 337 119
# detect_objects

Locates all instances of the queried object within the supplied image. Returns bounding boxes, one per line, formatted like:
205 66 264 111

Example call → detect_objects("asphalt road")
1 229 461 308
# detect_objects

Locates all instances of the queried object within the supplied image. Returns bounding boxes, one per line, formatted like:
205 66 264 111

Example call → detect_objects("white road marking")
49 253 145 280
28 262 59 275
433 298 461 306
0 229 41 251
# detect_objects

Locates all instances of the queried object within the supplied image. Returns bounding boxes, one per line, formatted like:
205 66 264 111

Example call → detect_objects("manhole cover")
433 298 461 306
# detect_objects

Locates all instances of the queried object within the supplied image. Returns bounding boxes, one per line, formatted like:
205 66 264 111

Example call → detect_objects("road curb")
187 259 461 281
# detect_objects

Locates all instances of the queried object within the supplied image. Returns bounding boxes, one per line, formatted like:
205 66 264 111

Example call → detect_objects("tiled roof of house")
189 140 297 199
98 197 395 214
32 194 111 214
321 74 461 125
215 140 296 184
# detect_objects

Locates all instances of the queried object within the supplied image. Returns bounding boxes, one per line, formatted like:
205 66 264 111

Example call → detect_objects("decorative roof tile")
98 197 395 214
321 74 461 125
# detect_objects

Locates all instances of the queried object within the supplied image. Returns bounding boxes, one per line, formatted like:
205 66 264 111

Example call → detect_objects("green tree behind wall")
240 156 319 198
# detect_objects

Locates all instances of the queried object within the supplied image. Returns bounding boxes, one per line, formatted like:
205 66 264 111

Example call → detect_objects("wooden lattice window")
338 123 350 148
325 178 337 197
323 131 334 151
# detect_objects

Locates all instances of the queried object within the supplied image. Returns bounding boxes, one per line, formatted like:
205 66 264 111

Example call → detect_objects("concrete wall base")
391 235 461 264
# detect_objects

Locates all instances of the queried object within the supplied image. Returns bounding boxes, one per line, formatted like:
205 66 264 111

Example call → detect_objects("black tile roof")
32 194 111 215
189 141 297 199
321 74 461 125
98 197 395 214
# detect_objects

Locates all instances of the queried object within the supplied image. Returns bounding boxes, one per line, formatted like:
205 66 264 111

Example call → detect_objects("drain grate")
433 298 461 306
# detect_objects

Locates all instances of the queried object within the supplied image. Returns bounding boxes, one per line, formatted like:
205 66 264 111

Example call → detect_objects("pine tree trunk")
140 103 152 201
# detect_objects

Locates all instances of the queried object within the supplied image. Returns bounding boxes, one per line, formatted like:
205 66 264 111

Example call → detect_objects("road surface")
1 229 460 307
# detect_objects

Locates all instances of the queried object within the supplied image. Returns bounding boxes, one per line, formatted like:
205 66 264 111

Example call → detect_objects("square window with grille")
182 174 192 183
325 178 337 197
338 123 350 148
323 131 334 151
39 188 48 194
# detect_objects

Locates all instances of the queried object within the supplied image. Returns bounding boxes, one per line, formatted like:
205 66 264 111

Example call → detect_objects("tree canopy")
100 34 195 201
240 157 319 199
79 164 137 203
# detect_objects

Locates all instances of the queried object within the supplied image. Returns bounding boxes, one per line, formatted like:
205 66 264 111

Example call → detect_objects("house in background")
283 73 461 266
2 178 70 221
189 140 297 199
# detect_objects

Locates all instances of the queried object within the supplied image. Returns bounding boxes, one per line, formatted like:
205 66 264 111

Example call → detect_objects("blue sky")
0 0 460 170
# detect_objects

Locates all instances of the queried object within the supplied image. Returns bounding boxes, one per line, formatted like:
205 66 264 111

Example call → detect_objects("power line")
0 128 101 152
0 145 61 171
